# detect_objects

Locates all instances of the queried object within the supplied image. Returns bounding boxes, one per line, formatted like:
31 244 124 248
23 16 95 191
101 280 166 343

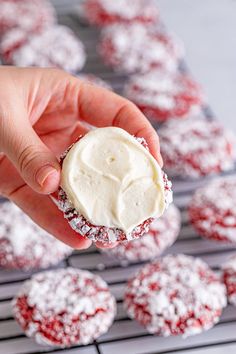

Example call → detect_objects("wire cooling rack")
1 5 236 354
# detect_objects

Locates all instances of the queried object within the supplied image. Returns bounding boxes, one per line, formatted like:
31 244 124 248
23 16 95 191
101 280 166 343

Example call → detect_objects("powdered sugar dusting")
189 177 236 243
124 70 203 121
0 0 56 34
83 0 159 25
12 268 116 347
222 255 236 306
2 25 86 73
99 23 184 73
102 204 180 262
124 254 226 337
0 202 72 270
159 118 236 178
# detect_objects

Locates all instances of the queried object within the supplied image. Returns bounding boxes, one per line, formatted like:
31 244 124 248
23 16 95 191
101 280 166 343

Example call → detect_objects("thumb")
2 120 60 195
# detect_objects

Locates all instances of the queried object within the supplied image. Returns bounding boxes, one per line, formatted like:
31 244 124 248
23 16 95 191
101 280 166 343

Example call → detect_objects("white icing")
159 118 236 178
61 127 166 234
102 204 181 262
99 23 184 73
6 25 86 73
125 254 226 337
0 202 72 269
13 268 116 346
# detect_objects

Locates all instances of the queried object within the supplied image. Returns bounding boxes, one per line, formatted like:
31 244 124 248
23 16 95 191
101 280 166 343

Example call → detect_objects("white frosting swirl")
61 127 165 234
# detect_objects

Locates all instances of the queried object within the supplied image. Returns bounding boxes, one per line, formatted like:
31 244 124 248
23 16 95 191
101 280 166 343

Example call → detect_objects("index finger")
75 81 162 164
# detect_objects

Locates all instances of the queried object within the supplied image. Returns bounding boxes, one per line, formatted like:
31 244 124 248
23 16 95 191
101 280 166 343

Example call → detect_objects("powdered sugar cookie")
82 0 159 26
1 25 86 73
99 23 184 73
124 254 226 337
159 118 235 178
0 202 72 271
124 70 203 121
189 177 236 243
57 127 173 244
102 204 180 263
222 255 236 306
12 268 116 347
77 73 112 90
0 0 56 35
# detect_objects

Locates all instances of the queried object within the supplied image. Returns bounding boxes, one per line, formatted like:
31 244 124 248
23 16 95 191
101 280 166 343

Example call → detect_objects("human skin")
0 66 162 249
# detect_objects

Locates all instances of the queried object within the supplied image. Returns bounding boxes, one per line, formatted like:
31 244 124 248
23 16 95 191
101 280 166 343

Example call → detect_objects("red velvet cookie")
99 23 184 73
57 129 173 244
0 202 72 271
159 118 235 178
222 255 236 306
12 268 116 347
0 0 56 35
189 177 236 243
124 70 203 121
124 254 226 337
82 0 159 26
1 25 86 73
102 204 180 263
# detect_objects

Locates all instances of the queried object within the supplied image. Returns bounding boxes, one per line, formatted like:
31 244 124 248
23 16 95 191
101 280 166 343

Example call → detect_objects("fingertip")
74 238 92 250
39 168 61 194
95 241 118 249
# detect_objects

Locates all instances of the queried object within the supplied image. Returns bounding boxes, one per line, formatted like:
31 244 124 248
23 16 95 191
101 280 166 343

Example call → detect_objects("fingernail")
36 165 59 187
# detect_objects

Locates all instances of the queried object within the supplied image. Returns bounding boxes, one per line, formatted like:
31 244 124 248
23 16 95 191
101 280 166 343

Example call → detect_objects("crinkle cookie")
124 254 226 337
12 268 116 347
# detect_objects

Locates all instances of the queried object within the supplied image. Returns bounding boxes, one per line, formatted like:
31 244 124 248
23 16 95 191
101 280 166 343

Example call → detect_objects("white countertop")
158 0 236 132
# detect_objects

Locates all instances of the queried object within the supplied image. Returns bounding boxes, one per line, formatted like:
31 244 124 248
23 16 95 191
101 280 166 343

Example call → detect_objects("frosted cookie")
77 73 112 90
124 70 203 121
189 177 236 243
1 25 86 73
222 255 236 306
102 204 180 262
0 0 56 35
99 23 184 73
0 202 72 271
12 268 116 347
159 118 235 178
124 254 226 337
82 0 159 26
57 127 173 243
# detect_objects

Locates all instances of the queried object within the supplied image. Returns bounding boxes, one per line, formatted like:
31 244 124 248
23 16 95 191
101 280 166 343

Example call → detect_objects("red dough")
189 177 236 243
222 255 236 306
124 254 226 337
77 74 112 90
159 118 235 178
12 268 116 347
0 202 72 271
0 0 56 35
124 70 203 121
102 204 180 263
0 25 86 73
57 136 173 243
82 0 159 26
99 24 184 74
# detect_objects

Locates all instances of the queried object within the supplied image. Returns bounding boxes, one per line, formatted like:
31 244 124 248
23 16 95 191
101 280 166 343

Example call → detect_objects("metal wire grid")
0 9 236 354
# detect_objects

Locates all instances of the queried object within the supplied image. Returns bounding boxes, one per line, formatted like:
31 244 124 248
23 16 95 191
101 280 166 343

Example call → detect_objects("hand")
0 66 162 249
